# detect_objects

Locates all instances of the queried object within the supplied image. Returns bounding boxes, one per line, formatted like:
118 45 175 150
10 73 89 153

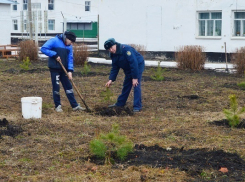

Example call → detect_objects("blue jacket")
109 43 145 81
41 34 74 72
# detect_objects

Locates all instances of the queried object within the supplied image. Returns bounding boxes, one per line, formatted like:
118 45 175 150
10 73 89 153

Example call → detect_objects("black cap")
65 31 76 42
104 38 116 50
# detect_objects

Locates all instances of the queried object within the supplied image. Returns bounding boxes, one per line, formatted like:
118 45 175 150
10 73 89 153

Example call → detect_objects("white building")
98 0 245 61
9 0 99 43
0 0 15 45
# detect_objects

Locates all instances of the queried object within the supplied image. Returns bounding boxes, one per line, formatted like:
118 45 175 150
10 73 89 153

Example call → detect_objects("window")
48 0 54 10
234 12 245 37
85 1 90 11
24 20 27 31
13 20 18 30
23 0 27 10
198 12 222 37
13 1 17 10
32 3 41 9
48 19 55 30
67 23 92 30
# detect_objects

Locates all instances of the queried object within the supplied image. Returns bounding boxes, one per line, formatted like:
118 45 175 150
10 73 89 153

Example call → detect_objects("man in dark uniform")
104 38 145 112
41 31 85 112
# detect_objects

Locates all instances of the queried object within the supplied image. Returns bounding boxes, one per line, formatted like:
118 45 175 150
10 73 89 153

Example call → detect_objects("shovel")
57 60 91 112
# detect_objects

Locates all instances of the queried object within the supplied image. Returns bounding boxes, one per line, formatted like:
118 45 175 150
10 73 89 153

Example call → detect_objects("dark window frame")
48 0 54 10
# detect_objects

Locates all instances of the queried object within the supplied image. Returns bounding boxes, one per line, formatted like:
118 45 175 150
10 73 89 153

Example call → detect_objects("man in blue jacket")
41 31 85 112
104 38 145 112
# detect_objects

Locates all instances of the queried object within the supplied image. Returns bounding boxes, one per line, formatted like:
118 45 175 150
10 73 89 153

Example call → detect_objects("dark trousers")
116 63 145 110
50 71 78 108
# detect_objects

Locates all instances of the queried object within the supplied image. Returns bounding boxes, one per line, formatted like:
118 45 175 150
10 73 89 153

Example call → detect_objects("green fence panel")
68 22 98 38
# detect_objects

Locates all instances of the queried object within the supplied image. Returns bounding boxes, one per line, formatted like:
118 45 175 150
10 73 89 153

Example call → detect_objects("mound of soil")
89 144 245 181
0 118 23 138
94 106 134 117
211 119 245 129
0 118 8 126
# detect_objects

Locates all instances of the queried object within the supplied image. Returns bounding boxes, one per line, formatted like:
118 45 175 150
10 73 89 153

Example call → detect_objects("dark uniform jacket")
109 43 144 81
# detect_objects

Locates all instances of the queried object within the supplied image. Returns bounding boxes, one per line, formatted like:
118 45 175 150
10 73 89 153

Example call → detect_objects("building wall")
98 0 245 54
0 4 12 45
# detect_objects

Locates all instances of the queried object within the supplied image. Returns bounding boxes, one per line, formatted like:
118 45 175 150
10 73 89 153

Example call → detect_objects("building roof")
0 0 15 4
66 20 92 23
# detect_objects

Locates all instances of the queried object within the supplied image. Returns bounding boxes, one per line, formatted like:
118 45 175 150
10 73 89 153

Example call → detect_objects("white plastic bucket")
21 97 42 119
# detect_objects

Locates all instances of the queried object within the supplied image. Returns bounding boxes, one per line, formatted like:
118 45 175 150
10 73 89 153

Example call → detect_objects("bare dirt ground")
0 59 245 182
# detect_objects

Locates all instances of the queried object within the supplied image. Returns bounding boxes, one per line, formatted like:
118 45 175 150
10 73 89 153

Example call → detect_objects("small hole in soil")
179 95 199 100
73 71 107 77
142 76 182 82
93 106 134 117
222 83 242 90
211 119 245 128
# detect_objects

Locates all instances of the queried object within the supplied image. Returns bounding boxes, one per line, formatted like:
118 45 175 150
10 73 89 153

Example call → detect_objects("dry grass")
18 40 39 62
0 60 244 181
175 45 206 71
73 43 89 66
233 47 245 76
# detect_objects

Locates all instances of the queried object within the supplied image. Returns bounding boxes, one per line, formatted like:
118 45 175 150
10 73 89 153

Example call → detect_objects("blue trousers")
116 63 144 110
50 71 78 108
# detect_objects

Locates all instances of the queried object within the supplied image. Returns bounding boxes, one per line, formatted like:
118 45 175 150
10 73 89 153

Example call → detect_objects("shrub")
18 40 38 62
223 94 245 127
73 43 88 66
175 45 206 71
151 61 166 81
89 124 133 164
129 44 146 58
233 47 245 75
19 57 31 70
81 61 91 76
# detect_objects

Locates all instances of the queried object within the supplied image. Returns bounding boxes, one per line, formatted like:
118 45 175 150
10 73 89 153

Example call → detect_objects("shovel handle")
57 60 91 112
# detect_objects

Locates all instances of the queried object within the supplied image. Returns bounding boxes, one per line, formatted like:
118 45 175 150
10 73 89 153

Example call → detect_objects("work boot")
55 105 63 112
133 109 141 113
108 104 117 108
73 104 86 111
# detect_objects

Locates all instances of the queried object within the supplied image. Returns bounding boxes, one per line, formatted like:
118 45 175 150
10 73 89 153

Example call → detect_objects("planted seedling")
237 71 245 89
100 87 114 102
19 57 31 70
89 124 133 164
81 61 91 76
150 61 166 81
223 94 245 127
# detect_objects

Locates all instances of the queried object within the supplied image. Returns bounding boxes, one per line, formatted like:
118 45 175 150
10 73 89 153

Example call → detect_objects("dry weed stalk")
18 40 38 62
233 47 245 76
73 43 89 66
175 45 206 71
129 44 146 57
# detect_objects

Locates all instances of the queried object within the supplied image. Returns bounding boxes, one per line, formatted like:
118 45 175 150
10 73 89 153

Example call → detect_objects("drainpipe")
97 14 99 55
224 42 228 72
28 0 33 40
